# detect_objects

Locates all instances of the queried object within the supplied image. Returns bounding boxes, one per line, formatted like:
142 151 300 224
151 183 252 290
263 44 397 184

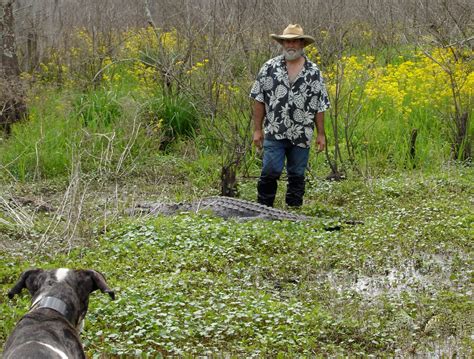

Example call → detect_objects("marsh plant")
0 1 473 356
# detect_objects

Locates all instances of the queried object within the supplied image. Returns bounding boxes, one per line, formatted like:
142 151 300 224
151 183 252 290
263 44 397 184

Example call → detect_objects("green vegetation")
0 24 472 356
0 170 472 356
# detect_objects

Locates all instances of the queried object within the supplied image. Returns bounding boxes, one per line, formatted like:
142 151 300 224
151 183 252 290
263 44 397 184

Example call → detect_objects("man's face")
282 39 305 61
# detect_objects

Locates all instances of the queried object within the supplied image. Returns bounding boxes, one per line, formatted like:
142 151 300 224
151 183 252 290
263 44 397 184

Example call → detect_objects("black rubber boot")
257 175 279 207
286 175 305 207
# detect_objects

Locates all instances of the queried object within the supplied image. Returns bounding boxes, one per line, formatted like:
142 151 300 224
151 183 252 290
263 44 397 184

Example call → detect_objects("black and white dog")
3 268 115 359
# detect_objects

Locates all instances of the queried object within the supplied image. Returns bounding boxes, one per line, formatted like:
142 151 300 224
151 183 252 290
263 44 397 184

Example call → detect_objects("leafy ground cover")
0 166 472 357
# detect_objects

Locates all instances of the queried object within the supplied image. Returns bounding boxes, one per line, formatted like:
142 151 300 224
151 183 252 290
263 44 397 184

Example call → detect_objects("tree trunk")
221 165 238 197
453 112 471 162
1 0 19 77
0 0 27 136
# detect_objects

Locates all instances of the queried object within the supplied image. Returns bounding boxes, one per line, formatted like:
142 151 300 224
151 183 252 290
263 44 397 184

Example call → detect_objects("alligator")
128 196 312 221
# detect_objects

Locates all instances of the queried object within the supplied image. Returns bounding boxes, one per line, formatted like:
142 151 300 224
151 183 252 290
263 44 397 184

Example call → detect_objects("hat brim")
270 34 315 47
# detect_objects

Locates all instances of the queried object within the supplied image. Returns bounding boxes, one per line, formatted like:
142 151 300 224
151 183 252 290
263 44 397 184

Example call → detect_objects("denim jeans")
257 139 310 207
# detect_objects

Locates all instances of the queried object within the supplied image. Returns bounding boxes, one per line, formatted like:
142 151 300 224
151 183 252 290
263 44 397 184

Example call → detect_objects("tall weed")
74 90 122 128
0 93 78 180
0 88 156 180
141 93 200 148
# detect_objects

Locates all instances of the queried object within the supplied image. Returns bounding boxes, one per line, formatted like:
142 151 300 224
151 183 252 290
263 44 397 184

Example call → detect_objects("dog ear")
84 270 115 300
8 269 44 299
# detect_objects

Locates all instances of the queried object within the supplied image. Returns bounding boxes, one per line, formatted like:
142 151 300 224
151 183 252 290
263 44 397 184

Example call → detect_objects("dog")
3 268 115 359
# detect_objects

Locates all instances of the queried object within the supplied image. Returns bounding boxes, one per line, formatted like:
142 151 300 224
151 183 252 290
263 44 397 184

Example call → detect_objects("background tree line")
6 0 470 64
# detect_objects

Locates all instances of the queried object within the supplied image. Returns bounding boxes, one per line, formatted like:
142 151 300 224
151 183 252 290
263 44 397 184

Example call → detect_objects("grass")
0 88 163 181
0 165 472 357
0 92 76 180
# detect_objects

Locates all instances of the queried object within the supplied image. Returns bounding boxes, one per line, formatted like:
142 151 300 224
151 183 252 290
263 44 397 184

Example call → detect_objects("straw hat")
270 24 315 47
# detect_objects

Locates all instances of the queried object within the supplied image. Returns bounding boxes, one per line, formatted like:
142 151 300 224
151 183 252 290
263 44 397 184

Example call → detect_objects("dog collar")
33 296 74 325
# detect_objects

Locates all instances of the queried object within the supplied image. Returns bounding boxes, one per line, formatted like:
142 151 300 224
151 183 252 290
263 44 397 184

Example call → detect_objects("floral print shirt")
250 55 330 148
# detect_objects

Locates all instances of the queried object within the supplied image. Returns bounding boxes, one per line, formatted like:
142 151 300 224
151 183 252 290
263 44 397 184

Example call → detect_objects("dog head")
8 268 115 331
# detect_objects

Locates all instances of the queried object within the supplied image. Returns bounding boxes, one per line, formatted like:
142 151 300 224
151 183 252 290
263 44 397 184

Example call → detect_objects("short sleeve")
317 74 330 112
249 65 266 103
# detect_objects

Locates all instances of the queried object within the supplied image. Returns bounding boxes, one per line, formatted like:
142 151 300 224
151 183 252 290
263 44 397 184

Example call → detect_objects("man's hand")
252 101 265 150
316 133 326 152
315 112 326 152
253 129 263 149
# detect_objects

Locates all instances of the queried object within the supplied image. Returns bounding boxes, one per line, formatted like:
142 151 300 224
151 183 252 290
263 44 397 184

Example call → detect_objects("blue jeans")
257 139 310 207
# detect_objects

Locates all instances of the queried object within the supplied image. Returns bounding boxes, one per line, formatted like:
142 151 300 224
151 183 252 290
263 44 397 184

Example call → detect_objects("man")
250 24 330 208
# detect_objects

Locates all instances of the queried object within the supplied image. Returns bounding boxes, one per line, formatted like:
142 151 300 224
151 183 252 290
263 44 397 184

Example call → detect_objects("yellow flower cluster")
360 48 472 115
321 47 472 122
122 27 158 58
116 27 181 94
121 27 178 58
159 29 178 51
150 118 164 134
306 45 321 64
186 59 209 74
71 27 111 59
209 82 243 107
77 28 93 48
126 61 158 96
325 55 374 99
36 50 72 87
